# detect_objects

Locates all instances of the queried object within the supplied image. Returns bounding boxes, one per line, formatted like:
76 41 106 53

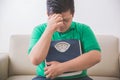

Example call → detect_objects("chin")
57 29 66 33
57 27 68 33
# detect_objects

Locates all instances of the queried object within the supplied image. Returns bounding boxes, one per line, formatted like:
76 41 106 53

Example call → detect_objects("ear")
72 13 74 17
46 12 49 16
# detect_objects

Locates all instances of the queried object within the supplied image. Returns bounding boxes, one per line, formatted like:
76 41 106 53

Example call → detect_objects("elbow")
28 55 42 66
95 52 101 64
90 50 101 65
96 56 101 64
30 57 40 66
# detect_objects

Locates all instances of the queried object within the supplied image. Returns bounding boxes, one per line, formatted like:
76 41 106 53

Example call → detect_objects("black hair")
47 0 74 15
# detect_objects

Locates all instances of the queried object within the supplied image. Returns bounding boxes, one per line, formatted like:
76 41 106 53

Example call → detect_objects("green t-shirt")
28 21 101 79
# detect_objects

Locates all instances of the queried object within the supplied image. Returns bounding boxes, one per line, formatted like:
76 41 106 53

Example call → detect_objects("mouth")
58 26 66 32
60 26 66 30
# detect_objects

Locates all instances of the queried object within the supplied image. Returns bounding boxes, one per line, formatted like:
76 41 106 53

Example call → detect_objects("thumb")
46 62 53 66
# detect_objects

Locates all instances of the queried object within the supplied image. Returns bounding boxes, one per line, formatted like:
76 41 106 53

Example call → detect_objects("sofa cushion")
6 75 35 80
6 75 120 80
9 35 36 76
91 76 120 80
88 35 120 77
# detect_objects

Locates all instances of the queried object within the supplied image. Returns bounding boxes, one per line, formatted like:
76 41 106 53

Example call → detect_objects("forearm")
29 14 69 65
29 28 54 65
61 50 101 72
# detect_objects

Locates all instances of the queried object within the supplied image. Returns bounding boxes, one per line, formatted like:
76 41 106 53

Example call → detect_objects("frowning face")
48 10 73 32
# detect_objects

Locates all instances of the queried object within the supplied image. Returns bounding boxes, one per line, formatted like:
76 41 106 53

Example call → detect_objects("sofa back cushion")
8 35 120 77
9 35 36 76
88 35 120 77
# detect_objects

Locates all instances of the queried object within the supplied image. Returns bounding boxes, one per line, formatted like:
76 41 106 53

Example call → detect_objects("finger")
51 75 56 79
44 67 48 71
55 14 62 17
44 70 50 75
48 13 57 19
46 62 52 66
46 73 52 79
50 73 57 79
48 14 63 23
48 73 56 79
56 17 63 22
54 14 62 19
56 22 64 27
47 61 55 65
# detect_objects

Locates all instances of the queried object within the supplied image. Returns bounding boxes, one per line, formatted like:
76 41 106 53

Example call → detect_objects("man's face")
48 10 73 32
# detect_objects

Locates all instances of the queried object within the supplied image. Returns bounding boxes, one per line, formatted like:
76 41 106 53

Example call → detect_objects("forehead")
48 10 73 19
61 11 72 19
61 10 72 16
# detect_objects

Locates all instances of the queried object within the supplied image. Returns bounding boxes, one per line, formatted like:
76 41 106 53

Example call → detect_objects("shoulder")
31 23 47 38
72 21 91 32
33 23 47 32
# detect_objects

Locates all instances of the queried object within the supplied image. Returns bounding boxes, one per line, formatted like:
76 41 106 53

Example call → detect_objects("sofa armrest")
119 55 120 73
0 53 9 80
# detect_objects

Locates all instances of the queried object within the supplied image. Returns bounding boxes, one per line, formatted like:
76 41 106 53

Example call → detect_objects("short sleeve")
28 24 45 54
81 24 101 53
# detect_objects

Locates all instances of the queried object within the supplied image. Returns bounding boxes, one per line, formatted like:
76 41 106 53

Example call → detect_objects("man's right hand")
46 14 65 32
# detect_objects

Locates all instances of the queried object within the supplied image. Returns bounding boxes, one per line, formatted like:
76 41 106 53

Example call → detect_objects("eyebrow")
63 15 72 20
63 17 71 20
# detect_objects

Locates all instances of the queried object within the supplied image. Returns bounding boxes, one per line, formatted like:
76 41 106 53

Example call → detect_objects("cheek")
63 19 72 28
65 22 72 27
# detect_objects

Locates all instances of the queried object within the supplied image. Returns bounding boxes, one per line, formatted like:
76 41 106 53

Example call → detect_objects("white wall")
74 0 120 35
0 0 120 52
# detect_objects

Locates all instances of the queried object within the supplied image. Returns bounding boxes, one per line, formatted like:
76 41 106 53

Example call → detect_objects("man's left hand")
44 61 64 79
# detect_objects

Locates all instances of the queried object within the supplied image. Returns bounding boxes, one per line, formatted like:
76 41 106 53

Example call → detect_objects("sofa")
0 35 120 80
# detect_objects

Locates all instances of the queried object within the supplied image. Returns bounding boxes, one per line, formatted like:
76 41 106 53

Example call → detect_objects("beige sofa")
0 35 120 80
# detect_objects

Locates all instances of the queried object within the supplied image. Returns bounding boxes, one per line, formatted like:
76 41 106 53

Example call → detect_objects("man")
28 0 101 80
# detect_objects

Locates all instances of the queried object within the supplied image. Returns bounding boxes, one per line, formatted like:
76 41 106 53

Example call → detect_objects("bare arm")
28 14 64 65
28 29 54 65
45 50 101 79
61 50 101 72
